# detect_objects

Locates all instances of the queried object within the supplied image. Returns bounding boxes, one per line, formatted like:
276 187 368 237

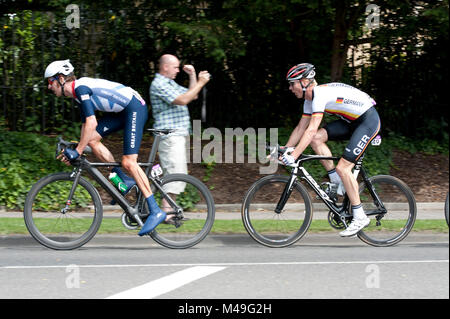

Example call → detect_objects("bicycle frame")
64 132 179 227
276 153 386 223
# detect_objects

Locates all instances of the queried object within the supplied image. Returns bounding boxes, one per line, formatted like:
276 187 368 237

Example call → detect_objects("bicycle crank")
121 213 140 230
327 211 351 230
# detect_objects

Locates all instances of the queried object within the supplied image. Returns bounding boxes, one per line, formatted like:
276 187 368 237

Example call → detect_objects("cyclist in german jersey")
303 82 376 122
282 63 381 237
44 59 168 236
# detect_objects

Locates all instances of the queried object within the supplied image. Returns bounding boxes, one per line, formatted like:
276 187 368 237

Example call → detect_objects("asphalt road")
0 232 448 302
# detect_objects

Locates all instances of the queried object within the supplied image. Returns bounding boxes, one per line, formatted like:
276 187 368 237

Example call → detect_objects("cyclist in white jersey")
281 63 381 237
44 59 168 236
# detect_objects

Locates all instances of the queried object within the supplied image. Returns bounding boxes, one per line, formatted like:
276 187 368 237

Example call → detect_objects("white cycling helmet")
44 59 74 78
286 63 315 81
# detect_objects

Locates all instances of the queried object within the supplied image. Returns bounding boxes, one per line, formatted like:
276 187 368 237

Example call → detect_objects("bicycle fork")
61 167 83 214
275 172 298 214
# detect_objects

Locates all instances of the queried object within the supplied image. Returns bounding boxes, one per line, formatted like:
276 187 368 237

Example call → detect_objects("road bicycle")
445 191 449 227
241 142 417 248
23 129 215 250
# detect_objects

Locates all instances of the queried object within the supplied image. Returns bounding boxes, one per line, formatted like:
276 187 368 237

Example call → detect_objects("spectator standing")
150 54 210 210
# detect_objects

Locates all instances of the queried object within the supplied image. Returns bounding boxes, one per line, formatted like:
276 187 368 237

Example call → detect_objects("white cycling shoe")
339 217 370 237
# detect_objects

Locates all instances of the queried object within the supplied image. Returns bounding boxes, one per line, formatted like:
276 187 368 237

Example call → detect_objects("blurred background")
0 0 448 142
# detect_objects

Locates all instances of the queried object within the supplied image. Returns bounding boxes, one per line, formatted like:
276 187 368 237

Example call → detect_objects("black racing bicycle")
242 142 417 248
24 129 215 250
445 191 449 227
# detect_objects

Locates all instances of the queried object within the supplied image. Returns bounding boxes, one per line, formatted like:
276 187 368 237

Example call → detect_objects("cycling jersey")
72 77 146 122
71 77 148 155
302 82 380 163
303 83 376 122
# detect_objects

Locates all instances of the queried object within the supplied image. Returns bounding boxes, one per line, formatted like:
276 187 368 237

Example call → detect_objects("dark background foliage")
0 0 448 142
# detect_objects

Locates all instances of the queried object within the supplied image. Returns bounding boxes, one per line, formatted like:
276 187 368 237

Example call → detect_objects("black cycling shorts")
96 96 148 155
324 107 381 163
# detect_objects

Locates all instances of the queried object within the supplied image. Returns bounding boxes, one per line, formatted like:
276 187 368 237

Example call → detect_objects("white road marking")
106 266 226 299
2 259 448 270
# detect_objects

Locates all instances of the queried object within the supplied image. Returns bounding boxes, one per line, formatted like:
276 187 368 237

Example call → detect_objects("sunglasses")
48 76 59 85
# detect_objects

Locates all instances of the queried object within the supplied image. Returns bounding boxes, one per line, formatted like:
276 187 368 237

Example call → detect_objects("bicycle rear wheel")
148 174 215 249
24 172 103 250
445 192 449 227
357 175 416 247
241 175 313 248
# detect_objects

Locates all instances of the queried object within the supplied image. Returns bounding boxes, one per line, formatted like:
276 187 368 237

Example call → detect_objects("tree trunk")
330 1 364 82
331 5 349 81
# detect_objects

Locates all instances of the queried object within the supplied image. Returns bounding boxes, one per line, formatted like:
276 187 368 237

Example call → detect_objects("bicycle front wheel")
24 172 103 250
357 175 417 247
148 174 215 249
241 175 313 248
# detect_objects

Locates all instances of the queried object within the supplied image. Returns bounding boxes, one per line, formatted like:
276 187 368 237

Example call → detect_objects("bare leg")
88 132 152 197
336 158 359 206
88 133 116 163
161 196 175 212
121 154 153 198
336 157 370 236
310 128 335 171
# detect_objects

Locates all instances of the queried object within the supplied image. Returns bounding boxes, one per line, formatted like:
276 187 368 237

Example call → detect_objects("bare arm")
291 113 323 159
285 115 311 147
75 115 97 154
184 65 197 90
172 71 210 105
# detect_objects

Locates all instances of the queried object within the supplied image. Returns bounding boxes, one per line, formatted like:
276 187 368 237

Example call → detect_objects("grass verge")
0 218 448 235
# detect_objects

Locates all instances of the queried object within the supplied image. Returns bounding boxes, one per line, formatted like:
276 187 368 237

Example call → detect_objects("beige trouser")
158 135 188 194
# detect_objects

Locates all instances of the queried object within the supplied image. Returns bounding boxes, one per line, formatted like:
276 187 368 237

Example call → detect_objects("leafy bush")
0 131 67 209
154 183 201 212
384 132 449 156
31 178 93 211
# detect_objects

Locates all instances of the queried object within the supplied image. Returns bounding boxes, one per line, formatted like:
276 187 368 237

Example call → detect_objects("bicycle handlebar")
265 143 298 167
56 136 92 159
265 143 284 157
265 143 341 167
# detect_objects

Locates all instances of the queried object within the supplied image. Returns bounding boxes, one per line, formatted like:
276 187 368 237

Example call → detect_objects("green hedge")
0 131 68 209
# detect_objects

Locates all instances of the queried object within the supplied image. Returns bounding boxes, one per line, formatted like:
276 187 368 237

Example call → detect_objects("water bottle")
151 164 163 178
109 172 128 193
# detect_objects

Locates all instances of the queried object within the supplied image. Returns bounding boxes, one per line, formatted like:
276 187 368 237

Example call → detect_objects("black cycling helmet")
286 63 315 82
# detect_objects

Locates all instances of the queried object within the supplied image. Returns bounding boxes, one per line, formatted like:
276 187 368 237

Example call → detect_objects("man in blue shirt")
150 54 210 210
44 59 168 236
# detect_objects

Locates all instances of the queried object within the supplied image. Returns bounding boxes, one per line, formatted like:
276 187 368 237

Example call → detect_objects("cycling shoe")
138 211 166 236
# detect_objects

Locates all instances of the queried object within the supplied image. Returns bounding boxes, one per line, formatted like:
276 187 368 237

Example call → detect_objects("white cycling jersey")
303 83 376 122
73 77 145 114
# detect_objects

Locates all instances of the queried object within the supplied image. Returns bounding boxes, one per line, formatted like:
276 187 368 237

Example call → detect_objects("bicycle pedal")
164 217 189 228
164 219 180 228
